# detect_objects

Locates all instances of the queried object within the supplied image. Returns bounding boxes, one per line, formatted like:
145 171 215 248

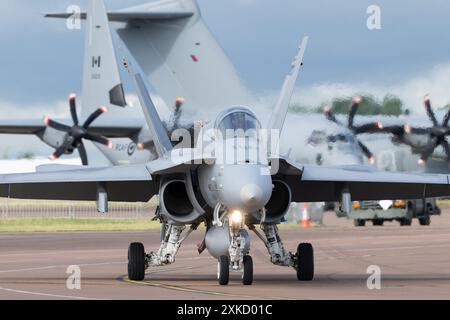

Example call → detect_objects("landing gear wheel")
354 219 366 227
372 219 384 226
218 255 230 285
296 243 314 281
419 214 431 226
128 242 145 281
242 255 253 285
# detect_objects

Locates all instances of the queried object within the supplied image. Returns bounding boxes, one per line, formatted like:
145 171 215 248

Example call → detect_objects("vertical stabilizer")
81 0 126 118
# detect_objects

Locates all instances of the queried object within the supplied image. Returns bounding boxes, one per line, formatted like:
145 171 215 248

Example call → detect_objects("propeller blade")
84 133 113 148
49 139 72 160
357 140 375 164
442 109 450 127
423 95 438 126
441 139 450 163
77 142 88 165
348 97 361 128
353 122 383 134
377 125 405 136
171 97 184 130
419 138 438 163
44 117 71 132
69 93 79 125
323 105 342 125
83 106 107 128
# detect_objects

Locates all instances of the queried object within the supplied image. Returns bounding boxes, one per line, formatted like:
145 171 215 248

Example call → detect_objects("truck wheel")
418 214 431 226
354 219 366 227
372 219 384 226
399 218 412 226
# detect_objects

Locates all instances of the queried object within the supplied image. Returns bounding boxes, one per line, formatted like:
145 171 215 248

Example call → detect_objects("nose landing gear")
215 207 254 285
242 255 253 285
217 255 230 285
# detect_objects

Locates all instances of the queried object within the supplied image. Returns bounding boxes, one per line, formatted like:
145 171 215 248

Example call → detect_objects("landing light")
230 210 243 224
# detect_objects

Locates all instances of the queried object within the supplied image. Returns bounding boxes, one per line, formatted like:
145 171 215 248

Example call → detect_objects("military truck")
336 198 441 226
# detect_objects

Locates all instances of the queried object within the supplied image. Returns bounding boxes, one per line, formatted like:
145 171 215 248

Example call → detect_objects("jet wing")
45 12 193 22
0 119 143 138
0 164 155 202
0 152 210 202
276 159 450 202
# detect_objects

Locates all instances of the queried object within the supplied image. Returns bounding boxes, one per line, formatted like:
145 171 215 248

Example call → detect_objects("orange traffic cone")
300 203 311 228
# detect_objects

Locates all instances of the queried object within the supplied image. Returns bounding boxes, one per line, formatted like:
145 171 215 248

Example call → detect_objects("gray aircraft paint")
81 0 126 119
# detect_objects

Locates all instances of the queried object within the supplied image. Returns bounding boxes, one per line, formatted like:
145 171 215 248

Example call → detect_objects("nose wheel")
217 254 254 285
242 255 253 285
296 243 314 281
217 255 230 285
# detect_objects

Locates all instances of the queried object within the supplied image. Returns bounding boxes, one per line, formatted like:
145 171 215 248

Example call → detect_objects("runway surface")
1 209 450 300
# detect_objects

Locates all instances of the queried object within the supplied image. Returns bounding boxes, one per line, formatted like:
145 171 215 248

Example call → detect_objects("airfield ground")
0 208 450 299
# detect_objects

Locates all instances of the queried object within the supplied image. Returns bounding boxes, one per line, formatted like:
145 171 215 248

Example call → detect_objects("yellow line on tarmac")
122 277 294 300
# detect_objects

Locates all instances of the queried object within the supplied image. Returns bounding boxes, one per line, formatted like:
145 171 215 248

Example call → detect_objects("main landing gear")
128 242 146 281
128 211 315 285
127 223 198 281
250 223 314 282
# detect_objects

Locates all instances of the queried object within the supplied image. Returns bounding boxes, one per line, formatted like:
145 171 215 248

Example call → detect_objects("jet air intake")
160 179 204 224
252 180 291 224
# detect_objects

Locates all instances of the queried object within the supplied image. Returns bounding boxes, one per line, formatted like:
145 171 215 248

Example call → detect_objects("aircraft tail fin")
122 56 173 158
81 0 126 119
115 0 258 116
267 36 308 133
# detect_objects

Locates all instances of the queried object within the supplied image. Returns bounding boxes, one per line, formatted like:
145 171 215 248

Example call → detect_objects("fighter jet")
2 0 450 286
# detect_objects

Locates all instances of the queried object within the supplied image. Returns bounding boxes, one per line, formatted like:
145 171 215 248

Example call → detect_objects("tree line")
289 94 406 116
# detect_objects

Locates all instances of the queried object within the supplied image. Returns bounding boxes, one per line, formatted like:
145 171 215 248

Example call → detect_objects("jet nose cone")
240 184 263 209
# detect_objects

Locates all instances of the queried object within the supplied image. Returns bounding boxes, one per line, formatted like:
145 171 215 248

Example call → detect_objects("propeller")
44 93 112 165
394 95 450 164
323 97 384 164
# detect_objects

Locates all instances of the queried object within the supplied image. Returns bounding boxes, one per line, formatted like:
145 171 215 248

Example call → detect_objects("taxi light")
352 201 360 209
230 210 243 224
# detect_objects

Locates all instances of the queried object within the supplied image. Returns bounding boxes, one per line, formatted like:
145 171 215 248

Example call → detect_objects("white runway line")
317 243 450 254
0 261 126 273
0 286 105 300
0 261 127 300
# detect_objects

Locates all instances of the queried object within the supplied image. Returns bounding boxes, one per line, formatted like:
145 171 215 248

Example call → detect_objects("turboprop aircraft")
0 0 381 170
2 0 450 286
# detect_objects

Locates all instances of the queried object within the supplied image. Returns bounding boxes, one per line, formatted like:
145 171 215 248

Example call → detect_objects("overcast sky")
1 0 450 160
